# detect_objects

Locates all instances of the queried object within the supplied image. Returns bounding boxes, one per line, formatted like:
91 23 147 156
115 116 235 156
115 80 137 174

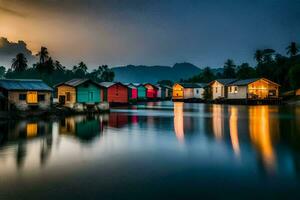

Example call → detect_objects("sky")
0 0 300 69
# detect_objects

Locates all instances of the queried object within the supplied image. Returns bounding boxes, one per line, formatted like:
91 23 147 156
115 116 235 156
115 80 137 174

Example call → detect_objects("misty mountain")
112 62 202 83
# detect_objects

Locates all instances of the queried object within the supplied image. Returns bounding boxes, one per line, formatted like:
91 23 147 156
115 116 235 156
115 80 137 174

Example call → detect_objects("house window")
196 90 199 94
234 86 238 93
215 87 218 93
89 92 94 100
66 92 71 101
229 87 232 93
38 94 45 101
27 91 38 104
19 94 26 101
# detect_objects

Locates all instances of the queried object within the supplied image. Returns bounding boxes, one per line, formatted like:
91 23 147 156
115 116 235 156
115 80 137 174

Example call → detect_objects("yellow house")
172 83 205 100
227 78 280 99
0 79 53 111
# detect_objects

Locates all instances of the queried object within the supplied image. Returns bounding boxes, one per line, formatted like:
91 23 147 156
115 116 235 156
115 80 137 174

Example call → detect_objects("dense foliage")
1 47 115 87
183 42 300 92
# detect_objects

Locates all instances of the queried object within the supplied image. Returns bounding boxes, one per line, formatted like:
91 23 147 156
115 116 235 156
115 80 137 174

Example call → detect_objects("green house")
56 79 103 106
133 83 147 100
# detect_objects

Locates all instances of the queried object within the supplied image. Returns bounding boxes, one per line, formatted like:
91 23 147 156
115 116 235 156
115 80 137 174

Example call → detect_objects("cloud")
0 37 36 67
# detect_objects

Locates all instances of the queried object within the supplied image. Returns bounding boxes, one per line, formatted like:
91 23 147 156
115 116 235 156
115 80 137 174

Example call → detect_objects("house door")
88 92 94 102
59 95 66 105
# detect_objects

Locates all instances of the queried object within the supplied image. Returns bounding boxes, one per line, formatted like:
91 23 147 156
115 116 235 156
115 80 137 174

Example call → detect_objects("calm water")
1 101 300 199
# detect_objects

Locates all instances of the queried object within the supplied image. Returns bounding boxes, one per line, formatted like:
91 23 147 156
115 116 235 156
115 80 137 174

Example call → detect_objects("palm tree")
37 46 49 64
286 42 299 57
223 59 236 78
11 53 28 72
254 50 263 64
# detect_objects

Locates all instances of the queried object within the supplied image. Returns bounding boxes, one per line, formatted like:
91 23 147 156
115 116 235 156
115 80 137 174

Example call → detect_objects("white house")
209 79 237 100
193 83 206 99
227 78 280 99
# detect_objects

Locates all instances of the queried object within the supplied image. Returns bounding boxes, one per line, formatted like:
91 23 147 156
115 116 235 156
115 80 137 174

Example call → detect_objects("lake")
1 101 300 199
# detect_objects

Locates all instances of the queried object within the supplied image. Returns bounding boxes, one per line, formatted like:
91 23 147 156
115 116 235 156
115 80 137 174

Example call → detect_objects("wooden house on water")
144 83 158 99
172 83 205 100
99 82 129 104
227 78 280 100
0 79 53 111
156 84 172 99
133 84 147 100
209 79 237 100
125 83 138 102
55 79 103 108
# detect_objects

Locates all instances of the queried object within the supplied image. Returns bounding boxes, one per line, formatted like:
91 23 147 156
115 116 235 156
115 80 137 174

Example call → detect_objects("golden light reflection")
174 102 184 142
249 106 276 172
229 107 240 156
212 105 224 140
26 123 38 137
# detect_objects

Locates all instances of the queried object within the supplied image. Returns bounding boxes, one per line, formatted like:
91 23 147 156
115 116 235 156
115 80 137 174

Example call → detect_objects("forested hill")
112 62 202 83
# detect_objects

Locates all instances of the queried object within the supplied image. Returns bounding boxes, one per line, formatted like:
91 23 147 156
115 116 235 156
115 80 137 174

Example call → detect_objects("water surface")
1 101 300 199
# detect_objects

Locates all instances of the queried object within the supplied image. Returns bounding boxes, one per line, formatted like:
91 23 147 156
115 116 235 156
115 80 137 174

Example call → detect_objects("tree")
236 63 256 79
223 59 236 78
262 49 276 63
286 42 299 57
201 67 215 83
11 53 28 72
289 63 300 89
0 66 6 78
157 80 173 86
254 50 263 64
37 47 49 64
72 61 88 78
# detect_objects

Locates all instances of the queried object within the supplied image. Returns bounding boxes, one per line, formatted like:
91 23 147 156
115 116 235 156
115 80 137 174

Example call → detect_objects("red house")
99 82 129 104
144 83 158 99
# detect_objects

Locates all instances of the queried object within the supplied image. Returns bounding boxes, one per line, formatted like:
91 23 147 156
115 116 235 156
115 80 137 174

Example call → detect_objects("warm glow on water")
0 102 300 199
174 102 184 142
212 105 224 140
249 106 276 172
229 107 240 156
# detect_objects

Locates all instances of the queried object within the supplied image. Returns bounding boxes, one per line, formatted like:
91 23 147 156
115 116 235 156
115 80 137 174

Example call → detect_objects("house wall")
184 88 194 99
77 83 101 104
137 86 146 99
57 85 76 107
193 88 205 99
248 79 279 99
157 87 162 98
128 88 138 100
107 84 128 103
227 86 247 99
145 84 158 99
172 84 184 99
211 81 225 100
8 91 51 111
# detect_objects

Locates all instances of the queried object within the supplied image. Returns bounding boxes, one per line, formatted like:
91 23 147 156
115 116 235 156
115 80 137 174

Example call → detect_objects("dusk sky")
1 0 300 68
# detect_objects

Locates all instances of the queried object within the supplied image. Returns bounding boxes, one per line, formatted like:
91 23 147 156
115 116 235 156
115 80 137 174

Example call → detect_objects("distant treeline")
182 42 300 92
0 47 114 87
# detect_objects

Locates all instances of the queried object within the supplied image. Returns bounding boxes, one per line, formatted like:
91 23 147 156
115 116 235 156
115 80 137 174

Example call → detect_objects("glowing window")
27 123 38 137
27 91 38 104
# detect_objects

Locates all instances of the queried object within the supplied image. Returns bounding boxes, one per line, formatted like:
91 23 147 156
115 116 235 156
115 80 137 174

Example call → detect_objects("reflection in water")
229 107 240 156
249 106 277 173
1 102 300 198
59 116 103 142
212 105 224 140
174 102 184 142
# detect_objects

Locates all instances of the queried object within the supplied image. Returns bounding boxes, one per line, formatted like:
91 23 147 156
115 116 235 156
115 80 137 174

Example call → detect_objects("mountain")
112 62 202 83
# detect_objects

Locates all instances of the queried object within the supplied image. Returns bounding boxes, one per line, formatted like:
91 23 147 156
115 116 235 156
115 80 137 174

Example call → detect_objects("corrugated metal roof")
227 78 260 86
99 82 116 88
177 83 204 88
64 79 90 87
227 78 280 86
0 79 53 91
214 79 238 85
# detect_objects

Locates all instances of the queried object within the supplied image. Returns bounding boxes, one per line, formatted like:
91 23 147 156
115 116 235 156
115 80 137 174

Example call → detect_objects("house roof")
55 79 102 88
143 83 159 89
0 79 53 91
228 78 280 86
213 79 238 85
176 83 205 88
99 82 127 88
